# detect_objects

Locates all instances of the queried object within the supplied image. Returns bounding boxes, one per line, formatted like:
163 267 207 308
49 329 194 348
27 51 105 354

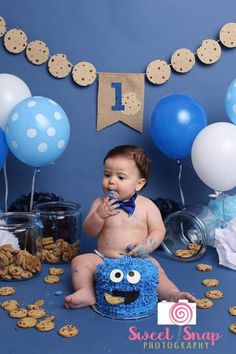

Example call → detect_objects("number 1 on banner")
111 82 125 111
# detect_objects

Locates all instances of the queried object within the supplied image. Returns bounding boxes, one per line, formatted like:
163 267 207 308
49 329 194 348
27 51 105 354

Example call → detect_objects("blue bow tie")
116 193 137 216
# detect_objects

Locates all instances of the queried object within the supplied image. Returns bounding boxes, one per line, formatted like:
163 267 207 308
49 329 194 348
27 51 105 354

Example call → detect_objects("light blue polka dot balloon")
225 78 236 124
5 96 70 167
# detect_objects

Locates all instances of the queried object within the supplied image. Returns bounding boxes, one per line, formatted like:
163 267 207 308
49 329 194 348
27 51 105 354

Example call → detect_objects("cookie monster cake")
95 256 159 319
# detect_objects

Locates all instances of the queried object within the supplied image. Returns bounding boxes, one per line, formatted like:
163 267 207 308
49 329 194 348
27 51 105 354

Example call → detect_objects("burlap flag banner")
97 72 145 132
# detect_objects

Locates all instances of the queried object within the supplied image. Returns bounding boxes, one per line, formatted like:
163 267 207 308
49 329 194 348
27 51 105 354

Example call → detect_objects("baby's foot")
64 289 96 309
167 291 196 303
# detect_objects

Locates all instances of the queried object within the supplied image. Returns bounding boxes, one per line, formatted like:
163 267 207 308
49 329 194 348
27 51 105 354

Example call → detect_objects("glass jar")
162 204 219 262
0 212 42 280
34 201 81 263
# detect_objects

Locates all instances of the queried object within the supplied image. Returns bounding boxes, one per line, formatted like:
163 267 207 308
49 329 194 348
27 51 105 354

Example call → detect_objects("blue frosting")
95 256 159 319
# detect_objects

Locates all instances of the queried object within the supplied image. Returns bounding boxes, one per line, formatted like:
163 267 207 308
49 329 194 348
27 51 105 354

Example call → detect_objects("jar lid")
0 212 39 231
34 201 81 216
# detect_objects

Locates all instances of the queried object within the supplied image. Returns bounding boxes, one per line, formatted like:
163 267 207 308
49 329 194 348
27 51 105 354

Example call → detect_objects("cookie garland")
4 28 27 53
26 40 49 65
146 22 235 84
0 16 6 37
0 16 236 86
0 16 97 87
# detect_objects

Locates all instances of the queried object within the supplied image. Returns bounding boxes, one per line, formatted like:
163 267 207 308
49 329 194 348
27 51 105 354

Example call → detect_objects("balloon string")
209 190 226 228
221 192 226 228
3 163 8 213
30 168 40 212
177 160 185 209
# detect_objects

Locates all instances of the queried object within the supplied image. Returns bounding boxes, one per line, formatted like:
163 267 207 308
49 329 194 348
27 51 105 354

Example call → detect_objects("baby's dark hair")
103 145 151 186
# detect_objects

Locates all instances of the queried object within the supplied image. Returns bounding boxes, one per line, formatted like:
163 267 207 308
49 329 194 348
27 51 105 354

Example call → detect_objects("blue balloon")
150 93 207 160
225 78 236 124
0 127 8 169
6 96 70 167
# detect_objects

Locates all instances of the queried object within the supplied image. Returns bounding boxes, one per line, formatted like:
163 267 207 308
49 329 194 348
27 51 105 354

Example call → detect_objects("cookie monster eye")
127 270 141 284
110 269 124 283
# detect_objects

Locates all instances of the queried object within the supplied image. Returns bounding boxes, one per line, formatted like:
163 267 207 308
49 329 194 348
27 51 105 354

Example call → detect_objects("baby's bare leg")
64 253 103 309
149 257 196 302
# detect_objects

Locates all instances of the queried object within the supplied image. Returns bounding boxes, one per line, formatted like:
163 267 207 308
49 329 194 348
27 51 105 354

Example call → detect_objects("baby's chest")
106 211 147 229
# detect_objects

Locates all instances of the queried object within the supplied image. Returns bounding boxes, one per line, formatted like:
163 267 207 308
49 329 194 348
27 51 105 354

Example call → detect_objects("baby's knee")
71 253 102 272
70 254 86 273
148 256 165 274
71 254 83 270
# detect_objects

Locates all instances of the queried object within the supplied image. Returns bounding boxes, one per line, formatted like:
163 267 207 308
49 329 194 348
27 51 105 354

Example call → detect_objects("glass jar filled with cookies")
0 212 42 280
34 201 81 263
162 204 219 262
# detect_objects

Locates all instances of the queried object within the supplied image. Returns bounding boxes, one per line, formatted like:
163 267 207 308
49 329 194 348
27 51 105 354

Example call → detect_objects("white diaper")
94 249 105 259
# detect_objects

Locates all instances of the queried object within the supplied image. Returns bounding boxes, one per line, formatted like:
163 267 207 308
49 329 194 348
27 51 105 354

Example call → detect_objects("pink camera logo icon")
157 299 196 326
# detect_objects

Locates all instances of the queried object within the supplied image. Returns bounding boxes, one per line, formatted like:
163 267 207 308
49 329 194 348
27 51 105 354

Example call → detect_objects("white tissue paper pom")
0 229 20 250
215 217 236 270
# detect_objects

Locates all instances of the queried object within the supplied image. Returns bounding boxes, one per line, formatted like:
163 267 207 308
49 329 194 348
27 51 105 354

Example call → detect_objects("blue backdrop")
0 0 236 251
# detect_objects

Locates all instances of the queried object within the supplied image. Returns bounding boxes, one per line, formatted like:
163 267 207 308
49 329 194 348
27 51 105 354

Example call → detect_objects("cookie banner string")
30 168 41 212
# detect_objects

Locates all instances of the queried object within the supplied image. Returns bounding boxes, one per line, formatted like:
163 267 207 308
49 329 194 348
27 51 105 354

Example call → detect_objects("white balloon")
191 122 236 192
0 74 31 129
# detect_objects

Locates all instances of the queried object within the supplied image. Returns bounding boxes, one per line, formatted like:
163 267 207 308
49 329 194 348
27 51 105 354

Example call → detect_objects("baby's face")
102 156 145 201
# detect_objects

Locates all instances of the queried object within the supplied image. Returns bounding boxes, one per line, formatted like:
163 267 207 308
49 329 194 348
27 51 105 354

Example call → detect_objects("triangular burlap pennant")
97 72 145 132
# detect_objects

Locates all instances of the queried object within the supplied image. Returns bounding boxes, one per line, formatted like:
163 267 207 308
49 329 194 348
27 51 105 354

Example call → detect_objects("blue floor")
0 247 235 354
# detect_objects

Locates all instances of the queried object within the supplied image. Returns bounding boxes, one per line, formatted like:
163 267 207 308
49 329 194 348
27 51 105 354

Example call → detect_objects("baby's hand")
128 239 158 258
96 196 119 219
127 244 149 258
